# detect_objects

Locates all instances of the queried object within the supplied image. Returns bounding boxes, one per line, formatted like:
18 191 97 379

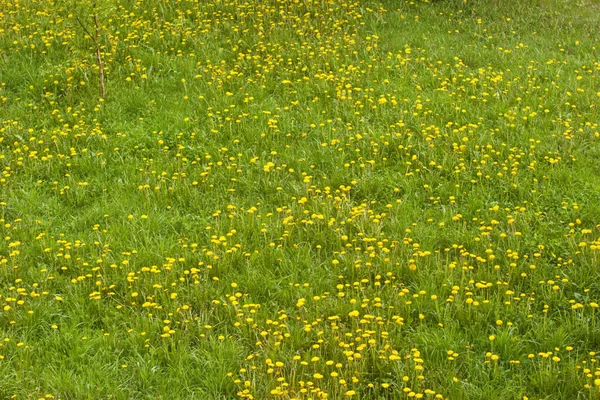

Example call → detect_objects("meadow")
1 0 599 398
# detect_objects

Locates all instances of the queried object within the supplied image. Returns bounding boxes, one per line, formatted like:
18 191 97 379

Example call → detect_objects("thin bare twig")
75 15 94 42
92 4 105 99
75 1 105 98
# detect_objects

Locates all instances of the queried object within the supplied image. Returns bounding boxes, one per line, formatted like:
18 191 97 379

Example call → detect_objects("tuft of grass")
1 0 600 399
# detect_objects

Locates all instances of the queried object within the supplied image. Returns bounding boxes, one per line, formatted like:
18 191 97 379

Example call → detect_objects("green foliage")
1 0 599 399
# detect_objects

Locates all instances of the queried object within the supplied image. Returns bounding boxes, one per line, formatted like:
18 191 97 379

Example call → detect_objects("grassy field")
1 0 600 398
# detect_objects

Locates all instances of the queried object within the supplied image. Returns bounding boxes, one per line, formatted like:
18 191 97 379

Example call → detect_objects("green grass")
1 0 600 398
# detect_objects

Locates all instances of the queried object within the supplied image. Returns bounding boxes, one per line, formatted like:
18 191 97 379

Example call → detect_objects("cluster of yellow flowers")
1 0 599 398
